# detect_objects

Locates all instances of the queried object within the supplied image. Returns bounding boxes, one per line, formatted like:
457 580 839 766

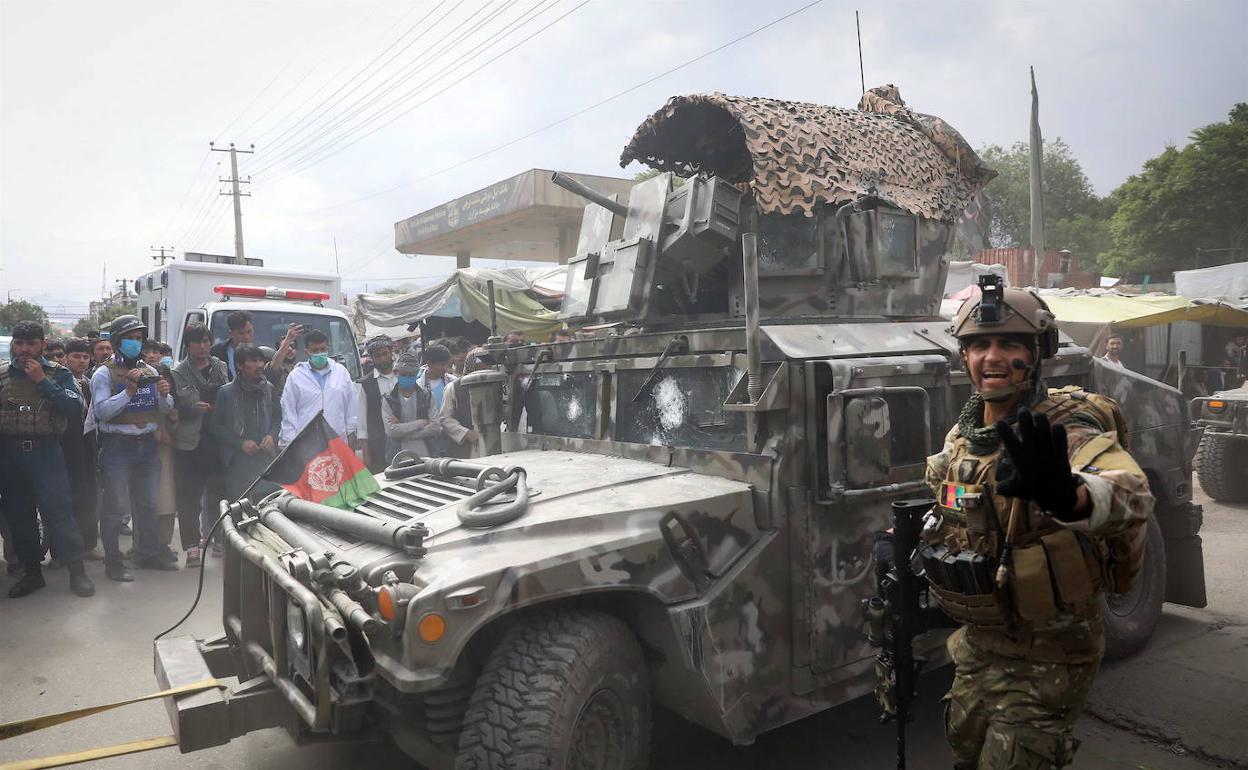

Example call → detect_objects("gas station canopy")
394 169 633 265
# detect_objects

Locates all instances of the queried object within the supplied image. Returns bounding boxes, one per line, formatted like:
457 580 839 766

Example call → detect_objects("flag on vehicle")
262 412 379 509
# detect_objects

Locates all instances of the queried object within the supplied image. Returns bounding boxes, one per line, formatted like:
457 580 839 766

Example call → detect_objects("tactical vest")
925 387 1141 633
0 365 68 437
103 361 161 426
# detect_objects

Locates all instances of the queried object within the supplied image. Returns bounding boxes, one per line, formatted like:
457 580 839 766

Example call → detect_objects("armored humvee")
1193 383 1248 502
154 88 1207 769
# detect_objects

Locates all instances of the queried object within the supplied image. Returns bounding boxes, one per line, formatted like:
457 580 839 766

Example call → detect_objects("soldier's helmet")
950 276 1058 360
109 314 147 339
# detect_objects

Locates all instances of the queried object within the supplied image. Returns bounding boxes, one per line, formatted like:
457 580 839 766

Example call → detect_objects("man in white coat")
279 328 357 446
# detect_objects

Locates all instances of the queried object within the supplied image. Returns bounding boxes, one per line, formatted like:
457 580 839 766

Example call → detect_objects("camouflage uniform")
925 397 1153 768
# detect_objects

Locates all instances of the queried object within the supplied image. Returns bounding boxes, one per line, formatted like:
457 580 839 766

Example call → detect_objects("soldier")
0 321 96 597
925 282 1153 768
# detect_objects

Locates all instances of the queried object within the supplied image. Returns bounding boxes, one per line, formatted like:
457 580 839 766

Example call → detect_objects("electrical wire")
156 149 211 244
260 0 580 186
253 0 532 178
311 0 822 213
171 171 224 249
251 0 512 179
256 1 457 165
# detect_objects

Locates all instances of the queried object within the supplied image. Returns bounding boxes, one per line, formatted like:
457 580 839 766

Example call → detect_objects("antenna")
856 11 866 94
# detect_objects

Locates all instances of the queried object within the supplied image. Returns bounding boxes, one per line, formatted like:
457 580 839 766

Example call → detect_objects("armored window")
875 210 919 278
615 366 746 451
757 212 820 274
523 371 597 439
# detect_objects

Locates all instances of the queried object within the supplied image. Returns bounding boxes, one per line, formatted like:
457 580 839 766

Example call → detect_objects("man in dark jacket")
171 322 229 566
208 344 282 501
61 337 100 558
210 310 255 380
356 334 397 473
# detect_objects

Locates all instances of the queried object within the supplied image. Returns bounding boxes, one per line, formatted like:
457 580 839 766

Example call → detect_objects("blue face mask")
160 356 174 368
397 375 419 390
118 338 142 359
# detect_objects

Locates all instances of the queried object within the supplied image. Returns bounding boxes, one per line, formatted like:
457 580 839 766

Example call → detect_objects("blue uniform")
0 360 87 567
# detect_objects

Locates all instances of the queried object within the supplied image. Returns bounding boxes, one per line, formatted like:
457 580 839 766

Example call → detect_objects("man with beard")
0 322 95 597
924 280 1153 768
356 334 398 473
172 322 229 565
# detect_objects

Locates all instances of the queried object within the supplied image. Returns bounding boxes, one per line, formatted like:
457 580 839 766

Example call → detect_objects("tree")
1102 104 1248 277
0 299 50 334
71 302 137 337
978 139 1110 261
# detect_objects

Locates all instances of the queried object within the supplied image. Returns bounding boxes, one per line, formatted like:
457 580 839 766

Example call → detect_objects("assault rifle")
862 498 937 770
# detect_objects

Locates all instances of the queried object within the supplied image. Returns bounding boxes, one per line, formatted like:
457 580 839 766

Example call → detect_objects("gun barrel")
551 172 628 217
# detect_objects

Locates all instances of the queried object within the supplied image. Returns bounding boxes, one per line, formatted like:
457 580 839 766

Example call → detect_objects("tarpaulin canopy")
352 267 567 340
1040 293 1248 329
1174 262 1248 302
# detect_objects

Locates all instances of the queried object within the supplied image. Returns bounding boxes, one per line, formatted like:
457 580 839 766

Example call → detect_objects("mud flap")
1164 534 1207 608
1159 502 1207 609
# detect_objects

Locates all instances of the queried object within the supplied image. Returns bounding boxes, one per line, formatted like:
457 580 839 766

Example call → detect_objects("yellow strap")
0 678 222 740
0 735 178 770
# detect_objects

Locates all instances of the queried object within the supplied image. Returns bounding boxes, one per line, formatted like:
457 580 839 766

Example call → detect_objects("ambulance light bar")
213 285 331 303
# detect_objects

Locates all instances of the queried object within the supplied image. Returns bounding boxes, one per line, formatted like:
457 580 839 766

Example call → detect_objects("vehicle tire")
455 610 651 770
1195 434 1248 502
1101 514 1166 661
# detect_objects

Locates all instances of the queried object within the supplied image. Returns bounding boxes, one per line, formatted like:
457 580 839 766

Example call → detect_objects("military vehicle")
154 88 1207 768
1193 383 1248 502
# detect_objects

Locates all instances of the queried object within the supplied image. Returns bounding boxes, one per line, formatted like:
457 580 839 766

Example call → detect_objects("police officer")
0 321 96 598
926 279 1153 768
90 314 176 581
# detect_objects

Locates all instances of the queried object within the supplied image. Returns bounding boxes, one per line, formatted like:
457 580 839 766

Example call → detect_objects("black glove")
995 410 1085 521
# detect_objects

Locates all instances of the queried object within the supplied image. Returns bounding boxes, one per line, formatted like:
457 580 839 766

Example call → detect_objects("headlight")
286 599 307 651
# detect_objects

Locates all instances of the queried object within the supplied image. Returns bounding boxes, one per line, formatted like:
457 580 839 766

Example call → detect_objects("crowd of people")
0 311 510 600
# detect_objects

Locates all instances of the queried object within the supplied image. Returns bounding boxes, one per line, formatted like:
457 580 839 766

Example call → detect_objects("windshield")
615 366 746 451
208 310 360 378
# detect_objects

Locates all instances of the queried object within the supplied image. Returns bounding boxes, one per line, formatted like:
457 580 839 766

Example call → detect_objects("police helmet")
949 276 1058 360
109 314 147 339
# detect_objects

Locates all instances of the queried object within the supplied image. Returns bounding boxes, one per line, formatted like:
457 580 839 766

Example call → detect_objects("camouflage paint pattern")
944 627 1095 769
187 90 1205 762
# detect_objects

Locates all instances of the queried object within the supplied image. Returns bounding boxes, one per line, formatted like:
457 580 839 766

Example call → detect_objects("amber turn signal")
1207 400 1225 412
377 586 397 622
418 613 446 643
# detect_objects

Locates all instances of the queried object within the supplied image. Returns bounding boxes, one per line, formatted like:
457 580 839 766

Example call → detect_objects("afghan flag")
263 413 380 509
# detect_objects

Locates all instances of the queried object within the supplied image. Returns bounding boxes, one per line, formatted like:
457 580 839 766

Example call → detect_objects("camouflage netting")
620 86 997 221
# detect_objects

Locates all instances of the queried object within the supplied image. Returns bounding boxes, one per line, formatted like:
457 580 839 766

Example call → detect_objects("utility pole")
150 245 174 264
211 141 254 265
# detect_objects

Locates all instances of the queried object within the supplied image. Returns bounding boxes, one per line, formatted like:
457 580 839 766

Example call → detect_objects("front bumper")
152 514 353 751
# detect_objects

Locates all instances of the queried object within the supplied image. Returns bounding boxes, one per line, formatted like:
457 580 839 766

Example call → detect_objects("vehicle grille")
355 475 474 521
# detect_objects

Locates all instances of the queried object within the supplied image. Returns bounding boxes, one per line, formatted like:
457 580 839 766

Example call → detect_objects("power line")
312 0 822 213
172 170 225 248
261 0 585 187
252 0 525 178
250 0 504 175
156 149 211 243
255 1 457 165
258 0 553 182
247 4 426 146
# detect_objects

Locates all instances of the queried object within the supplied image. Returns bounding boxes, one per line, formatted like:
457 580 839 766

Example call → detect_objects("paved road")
2 485 1245 769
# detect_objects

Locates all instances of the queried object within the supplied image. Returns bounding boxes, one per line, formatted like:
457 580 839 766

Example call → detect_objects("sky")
2 0 1245 322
